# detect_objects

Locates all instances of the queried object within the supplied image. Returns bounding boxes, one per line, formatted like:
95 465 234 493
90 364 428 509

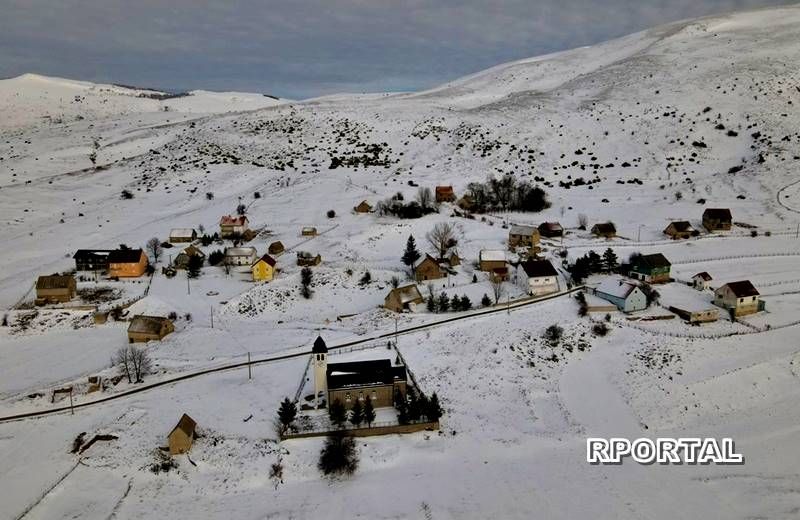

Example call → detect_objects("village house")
538 222 564 238
219 215 249 238
668 305 719 324
311 336 407 410
354 200 372 213
663 221 696 239
35 274 77 304
127 315 175 343
169 228 197 243
508 224 540 249
168 414 197 455
479 250 508 281
435 185 456 203
516 259 560 297
301 226 318 237
384 284 424 313
108 249 149 278
591 222 617 238
440 248 461 267
594 277 647 313
297 251 322 266
414 254 444 282
714 280 763 317
268 241 285 255
73 249 112 272
224 247 257 266
692 272 713 291
702 208 732 232
174 245 205 269
629 253 672 284
251 254 277 282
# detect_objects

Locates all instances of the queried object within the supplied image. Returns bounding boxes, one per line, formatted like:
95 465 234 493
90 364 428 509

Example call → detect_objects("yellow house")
251 254 277 282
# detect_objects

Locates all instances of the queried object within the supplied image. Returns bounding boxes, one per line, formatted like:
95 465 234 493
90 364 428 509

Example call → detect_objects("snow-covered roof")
480 249 506 262
169 228 195 238
595 277 638 299
391 284 423 304
220 215 248 226
225 247 256 257
509 225 537 236
128 315 171 334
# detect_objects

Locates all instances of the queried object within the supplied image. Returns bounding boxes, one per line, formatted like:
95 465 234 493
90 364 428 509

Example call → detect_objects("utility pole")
638 224 644 242
210 306 214 329
187 274 190 295
394 317 399 348
247 352 252 380
69 388 74 415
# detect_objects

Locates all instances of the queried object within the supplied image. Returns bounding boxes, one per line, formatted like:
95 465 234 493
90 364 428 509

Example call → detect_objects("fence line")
282 418 438 439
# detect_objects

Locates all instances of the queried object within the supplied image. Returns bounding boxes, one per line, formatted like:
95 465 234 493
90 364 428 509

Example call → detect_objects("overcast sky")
0 0 793 99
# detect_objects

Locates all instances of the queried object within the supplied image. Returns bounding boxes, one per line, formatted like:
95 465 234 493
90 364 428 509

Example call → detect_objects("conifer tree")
602 248 618 273
329 399 346 427
363 396 376 427
426 393 443 422
277 397 297 433
402 235 421 273
350 399 364 427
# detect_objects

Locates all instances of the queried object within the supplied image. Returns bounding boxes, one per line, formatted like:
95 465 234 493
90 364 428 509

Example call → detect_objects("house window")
358 392 364 401
372 391 377 401
345 393 351 402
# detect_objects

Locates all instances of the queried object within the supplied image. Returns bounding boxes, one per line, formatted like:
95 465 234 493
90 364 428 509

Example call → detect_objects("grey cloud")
0 0 794 98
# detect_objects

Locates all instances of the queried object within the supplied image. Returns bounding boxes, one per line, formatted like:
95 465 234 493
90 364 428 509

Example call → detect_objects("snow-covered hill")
2 4 800 519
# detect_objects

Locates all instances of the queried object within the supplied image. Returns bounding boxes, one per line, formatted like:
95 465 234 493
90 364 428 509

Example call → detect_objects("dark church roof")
519 259 558 278
312 336 328 354
326 359 406 391
723 280 759 297
108 248 144 263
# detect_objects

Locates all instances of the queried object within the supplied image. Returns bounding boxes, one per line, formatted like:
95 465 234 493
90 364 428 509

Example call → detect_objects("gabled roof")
596 277 639 299
538 222 563 231
479 249 506 262
693 272 712 281
180 245 205 257
170 414 196 437
108 249 144 264
128 315 171 334
73 249 112 260
414 253 440 268
326 359 406 390
225 247 257 257
703 208 732 220
388 284 423 305
253 254 277 267
36 275 74 290
666 221 694 232
635 253 671 269
592 222 617 234
519 259 558 278
220 215 248 226
169 228 196 237
721 280 759 297
509 224 538 236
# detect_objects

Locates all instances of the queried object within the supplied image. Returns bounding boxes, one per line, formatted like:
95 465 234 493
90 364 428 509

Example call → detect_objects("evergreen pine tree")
187 254 203 278
602 248 618 273
395 388 409 424
426 392 443 422
436 292 450 313
481 293 492 307
401 235 421 273
426 294 436 312
329 399 346 427
363 397 376 427
349 399 364 427
277 397 297 433
460 295 472 310
587 250 603 273
407 387 421 421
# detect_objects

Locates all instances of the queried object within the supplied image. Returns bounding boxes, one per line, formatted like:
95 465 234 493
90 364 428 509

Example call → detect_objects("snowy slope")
2 4 800 519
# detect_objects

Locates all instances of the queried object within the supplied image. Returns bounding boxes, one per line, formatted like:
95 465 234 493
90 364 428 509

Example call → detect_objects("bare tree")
415 187 435 211
426 222 458 260
129 346 152 383
490 277 505 304
146 237 163 264
112 346 133 383
112 345 152 383
578 214 588 230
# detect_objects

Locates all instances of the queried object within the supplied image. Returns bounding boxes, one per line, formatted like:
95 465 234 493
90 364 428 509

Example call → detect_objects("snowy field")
3 4 800 519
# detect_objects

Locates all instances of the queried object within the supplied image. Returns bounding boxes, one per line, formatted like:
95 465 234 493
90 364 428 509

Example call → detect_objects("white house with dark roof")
516 259 559 296
594 277 647 312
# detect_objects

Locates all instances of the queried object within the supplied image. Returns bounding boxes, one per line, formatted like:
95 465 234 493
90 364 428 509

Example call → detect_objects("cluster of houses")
588 251 763 322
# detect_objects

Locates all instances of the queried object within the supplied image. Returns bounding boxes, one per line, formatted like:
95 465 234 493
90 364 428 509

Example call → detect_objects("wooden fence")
281 419 439 440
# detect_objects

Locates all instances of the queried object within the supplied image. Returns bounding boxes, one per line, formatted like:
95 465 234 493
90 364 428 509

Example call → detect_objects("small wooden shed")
268 241 285 255
168 414 197 455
